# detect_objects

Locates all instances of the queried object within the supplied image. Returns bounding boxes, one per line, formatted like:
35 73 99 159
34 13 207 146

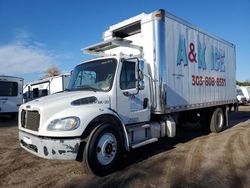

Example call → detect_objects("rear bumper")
19 130 81 160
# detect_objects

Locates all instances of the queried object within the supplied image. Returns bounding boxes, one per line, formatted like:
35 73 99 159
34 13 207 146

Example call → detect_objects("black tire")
83 123 123 176
210 108 224 133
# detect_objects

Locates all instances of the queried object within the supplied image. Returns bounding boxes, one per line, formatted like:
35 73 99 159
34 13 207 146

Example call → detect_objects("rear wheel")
83 123 123 176
210 108 224 133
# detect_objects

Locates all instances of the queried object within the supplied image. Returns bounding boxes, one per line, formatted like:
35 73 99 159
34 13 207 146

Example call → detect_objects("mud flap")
225 106 229 127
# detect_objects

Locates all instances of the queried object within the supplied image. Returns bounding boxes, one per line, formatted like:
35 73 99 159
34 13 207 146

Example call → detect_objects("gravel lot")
0 106 249 188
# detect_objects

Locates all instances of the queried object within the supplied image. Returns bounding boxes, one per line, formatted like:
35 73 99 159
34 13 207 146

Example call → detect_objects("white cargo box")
85 9 236 114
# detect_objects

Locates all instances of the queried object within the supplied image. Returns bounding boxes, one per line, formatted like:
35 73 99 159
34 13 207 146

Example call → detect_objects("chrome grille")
21 110 40 131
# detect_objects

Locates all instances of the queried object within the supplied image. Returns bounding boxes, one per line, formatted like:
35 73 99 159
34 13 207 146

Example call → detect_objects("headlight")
47 117 80 131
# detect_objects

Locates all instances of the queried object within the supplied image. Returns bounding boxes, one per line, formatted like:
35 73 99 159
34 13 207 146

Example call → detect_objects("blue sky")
0 0 249 83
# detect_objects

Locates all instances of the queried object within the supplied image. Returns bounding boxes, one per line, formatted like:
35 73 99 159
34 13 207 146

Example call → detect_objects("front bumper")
19 130 81 160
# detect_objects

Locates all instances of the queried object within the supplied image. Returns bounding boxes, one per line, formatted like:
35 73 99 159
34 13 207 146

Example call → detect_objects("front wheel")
83 123 123 176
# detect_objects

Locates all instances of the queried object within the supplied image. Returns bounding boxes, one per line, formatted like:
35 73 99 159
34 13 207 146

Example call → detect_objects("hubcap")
96 133 117 165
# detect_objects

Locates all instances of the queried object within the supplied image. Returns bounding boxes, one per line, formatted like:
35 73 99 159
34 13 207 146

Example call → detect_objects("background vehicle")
240 86 250 102
0 75 23 118
19 9 236 176
237 87 247 105
23 73 70 102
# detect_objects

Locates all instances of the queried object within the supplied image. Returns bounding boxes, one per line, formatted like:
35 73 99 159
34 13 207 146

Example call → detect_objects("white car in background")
240 86 250 102
236 88 247 105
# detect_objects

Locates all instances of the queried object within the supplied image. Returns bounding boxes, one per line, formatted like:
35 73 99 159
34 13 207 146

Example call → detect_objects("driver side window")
120 61 136 90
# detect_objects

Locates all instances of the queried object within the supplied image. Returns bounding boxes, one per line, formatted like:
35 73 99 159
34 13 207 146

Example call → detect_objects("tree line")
236 80 250 86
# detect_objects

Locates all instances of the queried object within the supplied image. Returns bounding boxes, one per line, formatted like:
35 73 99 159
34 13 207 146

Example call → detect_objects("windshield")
67 58 117 92
0 81 18 96
237 89 243 95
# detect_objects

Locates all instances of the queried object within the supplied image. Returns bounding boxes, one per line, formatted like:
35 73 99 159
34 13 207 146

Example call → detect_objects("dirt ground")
0 106 249 188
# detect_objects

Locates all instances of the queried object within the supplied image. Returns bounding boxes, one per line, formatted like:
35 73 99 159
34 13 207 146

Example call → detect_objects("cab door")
116 58 150 124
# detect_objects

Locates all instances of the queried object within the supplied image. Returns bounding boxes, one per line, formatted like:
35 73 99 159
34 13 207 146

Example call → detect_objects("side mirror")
136 60 144 81
138 70 144 81
136 59 145 90
138 80 145 90
138 60 144 71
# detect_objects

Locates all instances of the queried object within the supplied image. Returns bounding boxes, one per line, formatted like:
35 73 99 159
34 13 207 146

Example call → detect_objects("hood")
22 91 110 112
19 90 112 136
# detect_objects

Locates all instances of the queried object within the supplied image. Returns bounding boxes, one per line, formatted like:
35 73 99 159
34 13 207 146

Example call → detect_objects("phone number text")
192 75 226 86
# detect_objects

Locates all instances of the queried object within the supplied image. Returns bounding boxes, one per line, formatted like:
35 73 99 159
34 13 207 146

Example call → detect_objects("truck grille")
21 110 40 131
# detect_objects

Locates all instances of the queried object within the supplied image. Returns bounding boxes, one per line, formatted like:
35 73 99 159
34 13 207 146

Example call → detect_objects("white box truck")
18 10 236 176
0 75 23 118
23 73 70 102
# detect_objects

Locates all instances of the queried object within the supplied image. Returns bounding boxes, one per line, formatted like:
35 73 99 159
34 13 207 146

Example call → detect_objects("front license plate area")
23 136 32 145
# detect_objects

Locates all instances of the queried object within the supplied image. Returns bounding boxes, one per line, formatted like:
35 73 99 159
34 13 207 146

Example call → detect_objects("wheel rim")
216 110 223 129
96 133 117 165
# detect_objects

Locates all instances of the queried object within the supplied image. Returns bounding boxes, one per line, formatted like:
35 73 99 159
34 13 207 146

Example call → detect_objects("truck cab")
19 54 163 176
67 55 151 125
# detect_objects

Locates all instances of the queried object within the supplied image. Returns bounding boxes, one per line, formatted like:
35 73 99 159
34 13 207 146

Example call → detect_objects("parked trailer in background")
236 86 247 104
23 73 70 102
19 9 236 176
0 76 23 118
240 86 250 102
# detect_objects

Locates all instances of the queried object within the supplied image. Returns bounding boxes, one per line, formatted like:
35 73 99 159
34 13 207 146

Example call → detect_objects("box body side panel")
163 16 236 113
